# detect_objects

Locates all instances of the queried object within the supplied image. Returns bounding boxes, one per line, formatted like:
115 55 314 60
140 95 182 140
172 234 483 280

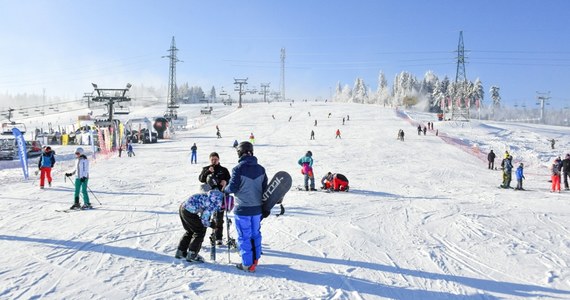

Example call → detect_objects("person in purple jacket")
175 190 224 262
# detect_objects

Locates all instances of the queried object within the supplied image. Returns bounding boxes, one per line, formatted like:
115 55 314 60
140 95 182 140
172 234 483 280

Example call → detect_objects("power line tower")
260 83 270 102
162 36 182 119
536 91 551 124
280 48 286 101
452 31 470 122
234 78 248 108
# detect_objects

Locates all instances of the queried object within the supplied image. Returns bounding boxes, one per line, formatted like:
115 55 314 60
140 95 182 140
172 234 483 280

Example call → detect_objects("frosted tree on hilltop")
352 78 368 104
375 71 390 107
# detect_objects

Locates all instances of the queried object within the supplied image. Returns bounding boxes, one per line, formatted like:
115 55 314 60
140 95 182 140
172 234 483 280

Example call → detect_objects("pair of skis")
209 195 237 262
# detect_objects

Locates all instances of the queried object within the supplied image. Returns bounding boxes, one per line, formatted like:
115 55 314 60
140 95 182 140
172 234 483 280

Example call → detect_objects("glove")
65 173 72 177
261 210 270 219
80 177 86 182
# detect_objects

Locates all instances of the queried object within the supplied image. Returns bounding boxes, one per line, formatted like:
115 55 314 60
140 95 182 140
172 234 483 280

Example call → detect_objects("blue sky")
1 0 569 108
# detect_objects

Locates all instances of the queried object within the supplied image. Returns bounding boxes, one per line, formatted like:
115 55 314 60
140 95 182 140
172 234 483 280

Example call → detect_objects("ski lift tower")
90 83 132 126
452 31 470 122
162 36 182 120
234 78 248 108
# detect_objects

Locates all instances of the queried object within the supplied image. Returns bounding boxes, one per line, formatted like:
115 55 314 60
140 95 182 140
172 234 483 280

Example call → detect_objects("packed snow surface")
1 102 569 299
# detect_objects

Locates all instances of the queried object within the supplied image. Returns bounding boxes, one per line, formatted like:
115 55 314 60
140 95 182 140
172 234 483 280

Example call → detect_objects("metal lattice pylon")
452 31 470 122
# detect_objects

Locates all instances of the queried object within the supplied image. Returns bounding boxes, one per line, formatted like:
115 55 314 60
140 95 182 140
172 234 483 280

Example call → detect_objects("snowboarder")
551 157 562 192
65 147 91 209
224 141 268 272
38 146 55 189
562 154 570 190
487 150 496 170
198 152 231 245
190 143 197 164
175 190 224 262
310 130 315 140
515 163 525 190
335 129 341 139
298 151 316 191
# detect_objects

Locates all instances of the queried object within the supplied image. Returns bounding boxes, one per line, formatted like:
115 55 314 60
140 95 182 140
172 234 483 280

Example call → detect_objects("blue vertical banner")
12 128 29 180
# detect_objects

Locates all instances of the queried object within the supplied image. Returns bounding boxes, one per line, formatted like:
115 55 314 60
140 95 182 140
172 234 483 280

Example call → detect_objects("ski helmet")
206 174 219 189
236 141 253 157
75 147 84 155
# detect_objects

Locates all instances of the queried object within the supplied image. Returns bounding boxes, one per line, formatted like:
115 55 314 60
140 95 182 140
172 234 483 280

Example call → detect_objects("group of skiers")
489 149 570 192
176 141 267 272
297 150 349 192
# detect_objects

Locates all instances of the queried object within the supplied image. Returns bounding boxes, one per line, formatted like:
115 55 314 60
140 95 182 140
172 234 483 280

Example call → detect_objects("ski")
209 232 216 261
55 209 81 213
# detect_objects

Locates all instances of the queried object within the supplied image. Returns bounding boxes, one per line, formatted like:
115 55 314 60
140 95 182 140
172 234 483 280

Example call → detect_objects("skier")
335 129 341 139
551 157 562 192
562 154 570 190
398 129 405 141
127 143 135 157
233 139 239 148
198 152 231 245
65 147 91 209
417 125 422 135
515 163 525 190
487 150 496 170
249 132 255 144
288 116 292 122
314 120 317 126
298 151 316 191
550 139 556 149
310 130 315 140
342 117 345 125
37 146 55 189
216 129 222 139
175 190 224 262
347 115 350 121
224 141 268 272
500 155 513 188
423 126 427 135
190 143 197 164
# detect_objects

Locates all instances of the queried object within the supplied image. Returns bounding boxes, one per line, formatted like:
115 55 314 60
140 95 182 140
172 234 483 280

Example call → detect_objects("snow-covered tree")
432 76 450 111
375 71 390 107
210 86 216 102
352 78 368 104
490 86 501 108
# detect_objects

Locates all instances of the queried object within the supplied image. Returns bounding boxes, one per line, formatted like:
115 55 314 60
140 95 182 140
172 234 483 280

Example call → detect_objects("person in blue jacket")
38 146 56 189
515 163 525 190
175 190 224 262
224 141 267 272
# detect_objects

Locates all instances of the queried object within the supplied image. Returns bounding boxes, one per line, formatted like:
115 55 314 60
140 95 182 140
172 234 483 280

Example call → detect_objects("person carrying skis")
224 141 267 272
562 154 570 190
515 163 526 190
190 143 197 164
175 190 224 262
487 150 496 170
65 147 91 209
298 151 316 191
198 152 231 245
38 146 56 189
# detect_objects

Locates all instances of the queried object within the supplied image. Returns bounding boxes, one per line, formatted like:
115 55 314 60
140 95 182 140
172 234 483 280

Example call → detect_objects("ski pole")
86 185 102 205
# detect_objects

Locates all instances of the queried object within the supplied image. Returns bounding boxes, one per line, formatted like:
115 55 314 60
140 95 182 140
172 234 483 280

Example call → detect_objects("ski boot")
186 252 204 263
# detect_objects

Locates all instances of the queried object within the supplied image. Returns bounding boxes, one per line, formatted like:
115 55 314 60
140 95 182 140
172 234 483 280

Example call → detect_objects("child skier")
38 146 56 189
65 147 91 209
175 190 224 262
515 163 525 190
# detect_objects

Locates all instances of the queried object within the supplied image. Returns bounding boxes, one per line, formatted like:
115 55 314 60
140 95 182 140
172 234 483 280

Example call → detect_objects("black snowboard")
262 171 292 213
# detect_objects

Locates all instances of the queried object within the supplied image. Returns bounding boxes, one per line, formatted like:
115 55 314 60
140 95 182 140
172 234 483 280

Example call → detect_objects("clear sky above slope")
1 0 569 107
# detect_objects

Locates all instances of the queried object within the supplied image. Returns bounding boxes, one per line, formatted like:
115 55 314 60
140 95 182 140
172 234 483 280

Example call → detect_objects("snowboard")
262 171 292 214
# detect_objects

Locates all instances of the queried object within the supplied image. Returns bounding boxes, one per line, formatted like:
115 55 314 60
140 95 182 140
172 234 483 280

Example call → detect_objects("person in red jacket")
38 146 55 189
